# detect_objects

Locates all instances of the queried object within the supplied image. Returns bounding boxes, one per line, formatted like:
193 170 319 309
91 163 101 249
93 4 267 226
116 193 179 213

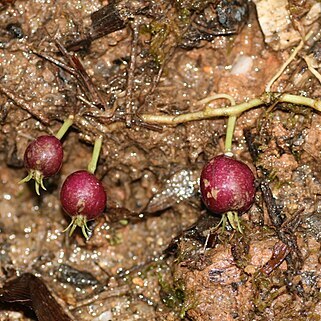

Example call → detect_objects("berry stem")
55 116 74 140
87 136 103 174
224 115 237 154
194 93 238 154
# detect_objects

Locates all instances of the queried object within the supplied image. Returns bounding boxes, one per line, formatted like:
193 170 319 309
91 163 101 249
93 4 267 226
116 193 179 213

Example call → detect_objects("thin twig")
32 42 114 117
304 55 321 84
125 22 140 127
0 84 50 124
55 39 107 109
245 129 303 274
71 285 130 310
265 31 313 92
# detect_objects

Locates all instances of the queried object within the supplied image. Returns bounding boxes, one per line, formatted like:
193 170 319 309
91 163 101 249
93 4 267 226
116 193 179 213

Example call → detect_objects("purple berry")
24 135 63 177
200 154 255 214
20 135 63 195
60 170 107 239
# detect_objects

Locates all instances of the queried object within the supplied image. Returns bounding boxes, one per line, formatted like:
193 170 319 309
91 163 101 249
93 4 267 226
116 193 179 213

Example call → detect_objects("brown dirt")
1 0 321 320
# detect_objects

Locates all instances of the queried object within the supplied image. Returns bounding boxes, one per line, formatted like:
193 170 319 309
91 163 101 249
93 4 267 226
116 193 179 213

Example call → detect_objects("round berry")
24 135 63 177
60 170 107 239
20 135 63 195
200 154 255 214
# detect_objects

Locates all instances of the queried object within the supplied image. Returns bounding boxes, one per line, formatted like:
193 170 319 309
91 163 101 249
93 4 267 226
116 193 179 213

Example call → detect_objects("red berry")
60 170 107 239
24 135 63 177
200 154 255 214
20 135 63 195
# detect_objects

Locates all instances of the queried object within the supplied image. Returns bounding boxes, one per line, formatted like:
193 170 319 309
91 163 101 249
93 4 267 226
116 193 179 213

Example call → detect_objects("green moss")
107 230 123 246
140 0 217 65
252 271 287 313
148 21 171 65
159 275 198 318
174 0 216 12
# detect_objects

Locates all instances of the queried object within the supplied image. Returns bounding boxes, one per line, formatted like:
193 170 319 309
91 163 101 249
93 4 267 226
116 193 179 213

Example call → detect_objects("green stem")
224 115 237 153
87 136 103 174
197 93 237 154
141 98 263 124
55 116 74 140
140 93 321 125
280 93 321 110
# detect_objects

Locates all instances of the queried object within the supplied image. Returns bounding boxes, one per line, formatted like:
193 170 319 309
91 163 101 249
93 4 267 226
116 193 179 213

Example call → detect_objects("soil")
1 0 321 320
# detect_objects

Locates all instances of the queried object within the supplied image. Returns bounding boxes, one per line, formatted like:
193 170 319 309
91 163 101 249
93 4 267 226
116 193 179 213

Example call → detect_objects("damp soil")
1 1 321 320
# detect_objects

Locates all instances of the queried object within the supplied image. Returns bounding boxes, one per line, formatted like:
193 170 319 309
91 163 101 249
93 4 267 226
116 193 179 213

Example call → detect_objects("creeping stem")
140 94 321 125
141 98 262 124
88 136 103 174
280 93 321 110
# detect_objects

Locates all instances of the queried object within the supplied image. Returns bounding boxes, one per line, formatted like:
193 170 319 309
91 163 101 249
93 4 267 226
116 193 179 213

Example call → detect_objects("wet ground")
1 0 321 320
